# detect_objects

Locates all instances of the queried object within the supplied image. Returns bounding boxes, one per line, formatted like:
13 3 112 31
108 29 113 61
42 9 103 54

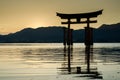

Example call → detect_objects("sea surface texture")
0 43 120 80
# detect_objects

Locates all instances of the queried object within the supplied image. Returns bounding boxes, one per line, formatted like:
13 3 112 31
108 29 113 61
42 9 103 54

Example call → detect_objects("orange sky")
0 0 120 34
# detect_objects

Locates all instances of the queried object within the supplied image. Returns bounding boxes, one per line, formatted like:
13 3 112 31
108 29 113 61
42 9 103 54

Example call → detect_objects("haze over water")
0 43 120 80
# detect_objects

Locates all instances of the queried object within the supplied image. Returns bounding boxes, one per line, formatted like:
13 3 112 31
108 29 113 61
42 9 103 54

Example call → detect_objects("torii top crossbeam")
56 10 103 25
57 10 103 19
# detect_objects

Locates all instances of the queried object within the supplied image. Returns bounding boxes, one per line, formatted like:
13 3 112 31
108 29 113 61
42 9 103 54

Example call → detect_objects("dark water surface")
0 43 120 80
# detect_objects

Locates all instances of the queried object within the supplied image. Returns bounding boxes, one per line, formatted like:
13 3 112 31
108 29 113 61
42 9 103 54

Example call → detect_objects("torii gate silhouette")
57 10 103 73
57 10 103 46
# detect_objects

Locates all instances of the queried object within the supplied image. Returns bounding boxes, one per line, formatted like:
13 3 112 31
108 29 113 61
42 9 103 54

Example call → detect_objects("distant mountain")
0 23 120 43
0 27 64 43
98 23 120 30
94 23 120 42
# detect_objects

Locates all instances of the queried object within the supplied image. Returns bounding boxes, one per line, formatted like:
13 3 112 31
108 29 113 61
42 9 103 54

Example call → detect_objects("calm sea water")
0 43 120 80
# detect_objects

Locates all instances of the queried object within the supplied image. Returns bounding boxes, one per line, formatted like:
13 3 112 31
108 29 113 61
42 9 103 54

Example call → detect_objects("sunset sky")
0 0 120 34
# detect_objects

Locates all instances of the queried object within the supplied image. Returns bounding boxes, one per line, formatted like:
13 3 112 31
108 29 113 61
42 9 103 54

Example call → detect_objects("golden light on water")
0 43 120 79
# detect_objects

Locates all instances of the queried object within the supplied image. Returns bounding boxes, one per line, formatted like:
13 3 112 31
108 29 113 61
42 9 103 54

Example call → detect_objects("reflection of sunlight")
0 43 120 80
98 63 120 80
23 59 61 69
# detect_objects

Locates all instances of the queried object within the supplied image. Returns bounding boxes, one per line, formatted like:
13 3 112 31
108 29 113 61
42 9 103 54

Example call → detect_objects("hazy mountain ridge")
93 23 120 42
98 23 120 30
0 27 64 43
0 23 120 43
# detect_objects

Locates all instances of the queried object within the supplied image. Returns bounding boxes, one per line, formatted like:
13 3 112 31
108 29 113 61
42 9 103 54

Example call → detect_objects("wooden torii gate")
57 10 103 73
57 10 103 46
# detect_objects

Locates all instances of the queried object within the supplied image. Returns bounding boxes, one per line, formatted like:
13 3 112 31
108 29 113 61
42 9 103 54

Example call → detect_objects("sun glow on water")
0 43 120 80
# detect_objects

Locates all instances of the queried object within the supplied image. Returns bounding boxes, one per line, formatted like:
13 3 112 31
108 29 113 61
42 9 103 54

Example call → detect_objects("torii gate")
57 10 103 46
57 10 103 73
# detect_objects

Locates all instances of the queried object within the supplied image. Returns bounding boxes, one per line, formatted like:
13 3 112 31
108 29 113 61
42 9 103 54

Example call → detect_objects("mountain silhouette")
0 27 64 43
94 23 120 42
0 23 120 43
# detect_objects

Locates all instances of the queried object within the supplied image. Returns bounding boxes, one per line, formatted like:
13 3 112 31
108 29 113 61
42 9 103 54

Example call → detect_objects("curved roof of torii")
56 10 103 19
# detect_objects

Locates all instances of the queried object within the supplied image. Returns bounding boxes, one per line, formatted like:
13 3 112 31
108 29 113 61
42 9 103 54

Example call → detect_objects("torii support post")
63 27 73 47
85 27 93 46
70 29 73 46
85 17 94 73
63 27 67 47
67 19 71 46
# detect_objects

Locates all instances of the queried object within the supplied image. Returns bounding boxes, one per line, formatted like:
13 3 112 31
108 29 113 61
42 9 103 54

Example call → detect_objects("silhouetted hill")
94 23 120 42
0 27 64 43
73 29 85 42
98 23 120 30
0 23 120 43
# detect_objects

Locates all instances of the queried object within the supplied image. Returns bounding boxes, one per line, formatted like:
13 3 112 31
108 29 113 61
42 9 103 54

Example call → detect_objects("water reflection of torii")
57 10 103 79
